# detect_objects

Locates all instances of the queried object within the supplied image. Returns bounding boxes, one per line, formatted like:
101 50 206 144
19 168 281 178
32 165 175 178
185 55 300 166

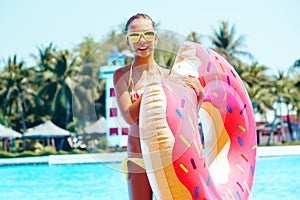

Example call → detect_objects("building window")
109 128 118 136
121 128 129 135
110 88 115 97
110 108 117 117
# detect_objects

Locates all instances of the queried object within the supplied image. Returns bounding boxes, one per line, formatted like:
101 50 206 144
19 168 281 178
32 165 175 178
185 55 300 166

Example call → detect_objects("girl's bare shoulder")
114 64 131 81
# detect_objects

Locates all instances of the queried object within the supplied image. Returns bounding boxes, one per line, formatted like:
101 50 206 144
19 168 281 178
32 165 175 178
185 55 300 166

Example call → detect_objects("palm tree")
267 70 295 143
0 111 10 127
236 63 273 118
287 67 300 139
35 45 82 129
293 77 300 119
73 65 100 123
208 21 253 66
288 59 300 73
0 55 38 131
186 31 201 44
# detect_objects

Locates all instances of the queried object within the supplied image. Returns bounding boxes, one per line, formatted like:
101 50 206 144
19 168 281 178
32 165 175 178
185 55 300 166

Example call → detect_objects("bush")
18 151 40 157
40 146 57 156
0 151 17 158
87 148 110 153
57 150 69 155
69 148 88 154
96 136 108 150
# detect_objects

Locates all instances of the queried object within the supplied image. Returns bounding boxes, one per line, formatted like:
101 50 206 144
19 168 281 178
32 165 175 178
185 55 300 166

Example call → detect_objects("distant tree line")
1 21 300 135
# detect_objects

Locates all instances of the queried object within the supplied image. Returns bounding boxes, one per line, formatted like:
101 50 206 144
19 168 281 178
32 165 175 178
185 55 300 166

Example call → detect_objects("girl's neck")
133 56 157 70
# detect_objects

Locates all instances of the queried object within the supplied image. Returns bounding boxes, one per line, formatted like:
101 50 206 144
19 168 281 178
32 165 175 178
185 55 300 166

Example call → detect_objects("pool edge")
1 146 300 166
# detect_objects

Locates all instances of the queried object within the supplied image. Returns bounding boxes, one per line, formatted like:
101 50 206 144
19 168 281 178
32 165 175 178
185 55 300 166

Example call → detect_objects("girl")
113 13 203 200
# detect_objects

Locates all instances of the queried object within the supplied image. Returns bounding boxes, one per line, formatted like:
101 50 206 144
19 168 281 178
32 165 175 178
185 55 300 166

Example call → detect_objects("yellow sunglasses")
126 30 157 43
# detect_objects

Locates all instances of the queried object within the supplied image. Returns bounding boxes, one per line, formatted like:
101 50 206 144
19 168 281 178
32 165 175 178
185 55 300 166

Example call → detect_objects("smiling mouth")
138 46 149 51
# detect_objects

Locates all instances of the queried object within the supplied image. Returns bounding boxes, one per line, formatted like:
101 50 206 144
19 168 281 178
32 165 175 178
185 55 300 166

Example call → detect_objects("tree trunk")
279 100 285 142
286 103 294 141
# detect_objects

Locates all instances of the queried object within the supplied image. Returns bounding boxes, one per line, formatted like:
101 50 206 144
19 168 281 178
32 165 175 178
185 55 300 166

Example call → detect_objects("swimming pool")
252 156 300 199
0 156 299 200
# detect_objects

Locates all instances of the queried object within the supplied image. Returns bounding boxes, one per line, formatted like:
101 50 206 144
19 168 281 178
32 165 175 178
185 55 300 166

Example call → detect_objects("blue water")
252 156 300 199
0 156 299 200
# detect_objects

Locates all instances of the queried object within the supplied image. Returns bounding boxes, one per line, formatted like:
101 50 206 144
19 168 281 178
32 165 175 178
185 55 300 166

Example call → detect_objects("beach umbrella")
83 117 106 134
0 124 22 139
23 120 70 138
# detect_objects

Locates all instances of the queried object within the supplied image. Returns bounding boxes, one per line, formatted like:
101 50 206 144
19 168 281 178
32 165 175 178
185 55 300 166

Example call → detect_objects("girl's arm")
182 75 205 109
113 68 141 125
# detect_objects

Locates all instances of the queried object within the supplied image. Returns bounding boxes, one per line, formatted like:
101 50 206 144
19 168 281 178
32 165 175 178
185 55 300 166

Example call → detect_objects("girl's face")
126 18 158 58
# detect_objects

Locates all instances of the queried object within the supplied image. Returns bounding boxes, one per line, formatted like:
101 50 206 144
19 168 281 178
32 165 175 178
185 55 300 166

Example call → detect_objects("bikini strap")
128 62 134 93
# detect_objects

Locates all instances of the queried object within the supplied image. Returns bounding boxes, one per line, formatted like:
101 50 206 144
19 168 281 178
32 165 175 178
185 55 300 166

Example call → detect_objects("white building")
99 51 130 148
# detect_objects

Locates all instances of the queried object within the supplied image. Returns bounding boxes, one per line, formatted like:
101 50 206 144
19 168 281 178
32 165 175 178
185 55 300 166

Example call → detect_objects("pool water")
0 156 299 200
252 156 300 199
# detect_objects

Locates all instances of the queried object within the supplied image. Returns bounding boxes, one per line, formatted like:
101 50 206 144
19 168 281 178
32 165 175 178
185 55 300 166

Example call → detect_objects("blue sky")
1 0 299 72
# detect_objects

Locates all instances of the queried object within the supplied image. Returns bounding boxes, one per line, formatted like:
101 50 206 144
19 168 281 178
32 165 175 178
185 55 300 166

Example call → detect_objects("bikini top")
128 63 162 103
128 63 143 103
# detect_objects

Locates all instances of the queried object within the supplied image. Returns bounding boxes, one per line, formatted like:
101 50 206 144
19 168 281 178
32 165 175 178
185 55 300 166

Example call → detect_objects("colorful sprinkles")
207 176 211 186
231 69 236 78
146 44 256 199
220 63 225 72
181 99 185 108
207 62 212 72
238 125 246 132
240 154 249 162
193 140 201 155
176 109 184 119
227 189 235 199
238 136 243 146
206 47 211 54
223 92 228 102
236 181 244 192
191 158 197 169
236 163 245 172
227 75 231 87
227 105 233 113
179 134 191 148
188 116 195 131
240 104 247 115
251 166 255 176
244 181 251 194
195 186 199 198
215 75 219 85
179 163 189 173
236 191 242 200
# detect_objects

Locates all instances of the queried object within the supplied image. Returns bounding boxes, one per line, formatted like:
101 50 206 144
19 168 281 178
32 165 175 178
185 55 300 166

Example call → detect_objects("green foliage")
40 146 57 156
18 150 40 157
57 150 69 155
0 19 299 150
0 55 40 131
96 136 108 150
0 112 11 127
0 151 17 158
69 148 89 154
208 21 253 64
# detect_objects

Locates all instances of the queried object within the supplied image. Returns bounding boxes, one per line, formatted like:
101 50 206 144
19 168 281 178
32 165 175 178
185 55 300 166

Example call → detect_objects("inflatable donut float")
139 41 256 200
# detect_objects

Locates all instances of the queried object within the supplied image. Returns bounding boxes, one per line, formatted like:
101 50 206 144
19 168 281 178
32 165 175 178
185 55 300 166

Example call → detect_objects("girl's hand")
182 75 204 102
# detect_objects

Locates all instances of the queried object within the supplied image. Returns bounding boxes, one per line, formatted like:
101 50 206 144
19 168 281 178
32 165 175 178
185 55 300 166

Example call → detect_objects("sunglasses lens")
128 33 140 43
144 31 155 41
127 31 156 43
